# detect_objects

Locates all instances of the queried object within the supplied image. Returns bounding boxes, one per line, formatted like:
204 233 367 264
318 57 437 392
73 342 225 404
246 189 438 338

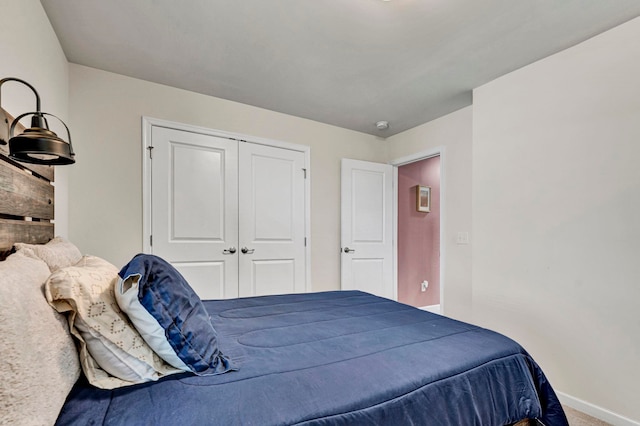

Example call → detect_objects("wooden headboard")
0 106 54 256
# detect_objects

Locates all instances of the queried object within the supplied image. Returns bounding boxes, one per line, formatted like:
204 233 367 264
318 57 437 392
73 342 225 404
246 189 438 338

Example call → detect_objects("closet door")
238 142 306 297
151 126 239 299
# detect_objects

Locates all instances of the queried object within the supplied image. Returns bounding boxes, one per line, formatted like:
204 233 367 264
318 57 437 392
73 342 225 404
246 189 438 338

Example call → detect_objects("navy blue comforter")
56 291 568 425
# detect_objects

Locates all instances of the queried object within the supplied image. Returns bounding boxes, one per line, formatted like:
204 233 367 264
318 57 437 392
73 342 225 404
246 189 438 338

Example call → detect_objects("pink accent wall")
397 156 440 307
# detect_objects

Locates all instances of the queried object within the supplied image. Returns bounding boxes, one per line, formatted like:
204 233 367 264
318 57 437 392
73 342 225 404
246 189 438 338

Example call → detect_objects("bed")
0 143 568 425
58 291 566 425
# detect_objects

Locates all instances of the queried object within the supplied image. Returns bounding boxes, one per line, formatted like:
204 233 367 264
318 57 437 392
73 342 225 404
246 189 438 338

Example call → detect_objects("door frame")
390 146 446 313
141 116 312 292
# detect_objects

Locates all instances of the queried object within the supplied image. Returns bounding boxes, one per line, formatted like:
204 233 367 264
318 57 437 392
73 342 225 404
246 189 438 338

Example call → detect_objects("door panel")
352 170 386 242
350 258 385 295
253 156 294 240
171 143 225 240
238 142 306 297
171 262 225 300
151 126 239 299
341 159 394 299
251 259 296 296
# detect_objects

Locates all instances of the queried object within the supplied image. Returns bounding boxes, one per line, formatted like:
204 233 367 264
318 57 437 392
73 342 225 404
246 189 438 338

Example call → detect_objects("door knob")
343 247 355 253
241 247 255 254
223 247 236 254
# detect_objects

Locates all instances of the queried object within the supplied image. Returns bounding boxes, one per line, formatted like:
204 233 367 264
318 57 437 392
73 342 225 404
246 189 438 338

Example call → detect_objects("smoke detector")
375 121 389 130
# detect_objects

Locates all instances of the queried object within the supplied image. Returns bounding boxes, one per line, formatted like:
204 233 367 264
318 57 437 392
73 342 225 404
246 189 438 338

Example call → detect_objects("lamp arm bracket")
0 109 7 145
0 77 42 112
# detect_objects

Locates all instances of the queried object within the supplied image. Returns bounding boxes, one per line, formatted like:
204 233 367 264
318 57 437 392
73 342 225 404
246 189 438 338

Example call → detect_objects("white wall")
10 2 638 421
68 64 387 291
473 17 640 423
0 0 69 236
387 106 473 322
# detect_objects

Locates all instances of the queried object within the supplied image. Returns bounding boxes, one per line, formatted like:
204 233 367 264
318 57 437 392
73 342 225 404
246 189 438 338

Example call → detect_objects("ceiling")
41 0 640 137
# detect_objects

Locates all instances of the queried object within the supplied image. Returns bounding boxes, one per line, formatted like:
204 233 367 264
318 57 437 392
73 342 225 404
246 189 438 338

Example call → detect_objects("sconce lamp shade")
0 77 75 166
9 112 75 165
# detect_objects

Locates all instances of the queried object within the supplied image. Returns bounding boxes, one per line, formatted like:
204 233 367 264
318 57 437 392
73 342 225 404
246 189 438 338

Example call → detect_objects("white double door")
150 126 306 299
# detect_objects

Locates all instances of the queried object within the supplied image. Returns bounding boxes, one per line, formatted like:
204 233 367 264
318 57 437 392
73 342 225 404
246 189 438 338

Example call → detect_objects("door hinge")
304 237 307 247
149 235 153 246
302 168 307 179
147 145 154 159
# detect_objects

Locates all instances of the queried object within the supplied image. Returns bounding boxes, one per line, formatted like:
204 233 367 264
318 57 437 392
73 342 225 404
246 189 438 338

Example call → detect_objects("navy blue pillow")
116 254 235 376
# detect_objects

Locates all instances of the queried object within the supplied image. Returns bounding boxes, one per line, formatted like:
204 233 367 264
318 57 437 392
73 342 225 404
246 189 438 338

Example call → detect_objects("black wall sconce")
0 77 75 165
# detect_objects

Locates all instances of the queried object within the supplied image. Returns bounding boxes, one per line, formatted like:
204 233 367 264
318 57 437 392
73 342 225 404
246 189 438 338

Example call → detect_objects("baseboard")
557 391 640 426
418 304 440 314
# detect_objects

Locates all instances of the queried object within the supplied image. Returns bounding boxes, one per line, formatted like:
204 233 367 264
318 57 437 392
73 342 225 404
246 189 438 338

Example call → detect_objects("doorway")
396 156 440 311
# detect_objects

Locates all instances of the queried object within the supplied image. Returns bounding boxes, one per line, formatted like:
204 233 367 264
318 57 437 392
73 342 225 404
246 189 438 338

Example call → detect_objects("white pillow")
44 256 181 389
15 236 82 272
0 249 81 426
73 316 167 382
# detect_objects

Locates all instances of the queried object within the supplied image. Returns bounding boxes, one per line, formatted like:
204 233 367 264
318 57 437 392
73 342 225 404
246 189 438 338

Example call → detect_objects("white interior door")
151 126 239 299
238 142 306 297
341 159 394 299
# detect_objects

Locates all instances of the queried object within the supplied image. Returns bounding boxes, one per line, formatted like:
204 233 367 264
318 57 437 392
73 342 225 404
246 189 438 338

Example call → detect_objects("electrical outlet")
456 231 470 245
421 281 428 292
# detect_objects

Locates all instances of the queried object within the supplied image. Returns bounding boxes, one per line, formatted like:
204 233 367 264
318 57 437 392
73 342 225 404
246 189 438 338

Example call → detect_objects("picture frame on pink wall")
416 185 431 213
